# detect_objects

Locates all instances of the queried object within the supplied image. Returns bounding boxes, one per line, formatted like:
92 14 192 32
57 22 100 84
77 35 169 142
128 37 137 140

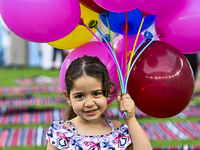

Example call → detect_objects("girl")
46 55 152 150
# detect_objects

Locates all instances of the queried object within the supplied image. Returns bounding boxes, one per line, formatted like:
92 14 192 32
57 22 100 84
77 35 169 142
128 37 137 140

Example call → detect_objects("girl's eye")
93 92 101 97
75 94 83 99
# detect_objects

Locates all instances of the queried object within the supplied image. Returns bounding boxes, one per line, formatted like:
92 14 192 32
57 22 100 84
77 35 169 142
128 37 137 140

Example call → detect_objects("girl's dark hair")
64 55 117 120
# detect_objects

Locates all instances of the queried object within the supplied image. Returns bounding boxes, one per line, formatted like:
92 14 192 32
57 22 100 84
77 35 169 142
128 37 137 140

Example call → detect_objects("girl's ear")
63 91 72 106
108 86 113 98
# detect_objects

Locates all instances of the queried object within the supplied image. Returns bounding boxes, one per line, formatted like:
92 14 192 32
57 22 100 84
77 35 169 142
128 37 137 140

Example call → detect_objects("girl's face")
66 75 108 123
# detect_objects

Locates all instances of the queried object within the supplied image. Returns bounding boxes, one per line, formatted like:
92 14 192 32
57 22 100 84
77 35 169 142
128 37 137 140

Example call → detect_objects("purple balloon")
59 41 120 105
0 0 81 42
94 0 146 13
155 0 200 54
138 0 183 16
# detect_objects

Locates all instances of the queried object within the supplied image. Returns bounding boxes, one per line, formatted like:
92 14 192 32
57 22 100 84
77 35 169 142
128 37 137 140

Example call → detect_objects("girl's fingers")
117 94 135 118
117 95 121 102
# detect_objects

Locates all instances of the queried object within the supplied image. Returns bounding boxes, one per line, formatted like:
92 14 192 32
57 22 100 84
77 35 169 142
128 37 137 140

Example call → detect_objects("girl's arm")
46 142 59 150
117 94 152 150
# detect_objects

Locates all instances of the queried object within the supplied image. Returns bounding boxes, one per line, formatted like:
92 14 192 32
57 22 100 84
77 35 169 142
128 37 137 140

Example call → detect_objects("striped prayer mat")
1 105 200 125
0 127 48 147
153 145 200 150
0 86 60 94
0 109 66 125
141 121 200 140
0 97 65 108
105 105 200 118
1 121 200 147
16 76 59 85
193 91 200 97
195 80 200 88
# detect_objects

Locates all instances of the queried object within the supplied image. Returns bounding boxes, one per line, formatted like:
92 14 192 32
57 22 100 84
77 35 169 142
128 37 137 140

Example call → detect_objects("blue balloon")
100 9 156 35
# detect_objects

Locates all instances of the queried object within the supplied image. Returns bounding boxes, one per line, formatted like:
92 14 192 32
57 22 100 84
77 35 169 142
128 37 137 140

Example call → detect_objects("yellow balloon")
48 4 99 49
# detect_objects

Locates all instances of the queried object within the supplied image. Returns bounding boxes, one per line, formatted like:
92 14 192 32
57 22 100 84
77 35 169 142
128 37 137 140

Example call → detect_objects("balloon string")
106 17 115 54
106 14 128 117
82 22 118 70
127 16 145 74
95 27 125 93
81 23 104 47
125 12 128 80
81 22 117 68
105 16 123 91
122 32 126 82
82 22 124 91
124 35 159 93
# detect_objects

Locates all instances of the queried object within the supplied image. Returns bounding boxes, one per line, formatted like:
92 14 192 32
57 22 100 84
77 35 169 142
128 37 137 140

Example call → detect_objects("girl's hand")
117 94 135 119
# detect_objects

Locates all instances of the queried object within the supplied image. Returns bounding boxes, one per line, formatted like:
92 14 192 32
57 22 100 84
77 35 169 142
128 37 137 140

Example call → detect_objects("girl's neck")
72 116 105 126
70 117 112 136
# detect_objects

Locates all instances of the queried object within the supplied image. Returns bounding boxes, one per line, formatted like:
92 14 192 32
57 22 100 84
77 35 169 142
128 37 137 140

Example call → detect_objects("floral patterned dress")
46 119 132 149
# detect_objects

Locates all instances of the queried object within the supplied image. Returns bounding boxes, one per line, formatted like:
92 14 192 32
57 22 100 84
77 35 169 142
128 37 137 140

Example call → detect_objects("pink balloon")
93 0 146 13
0 0 81 42
138 0 183 16
59 41 120 105
155 0 200 54
113 34 145 75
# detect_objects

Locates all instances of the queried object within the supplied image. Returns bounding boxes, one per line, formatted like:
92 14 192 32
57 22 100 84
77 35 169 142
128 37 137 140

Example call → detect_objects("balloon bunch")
0 0 197 118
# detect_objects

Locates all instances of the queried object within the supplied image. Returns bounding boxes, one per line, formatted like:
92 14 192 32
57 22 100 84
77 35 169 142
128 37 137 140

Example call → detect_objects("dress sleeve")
45 120 74 149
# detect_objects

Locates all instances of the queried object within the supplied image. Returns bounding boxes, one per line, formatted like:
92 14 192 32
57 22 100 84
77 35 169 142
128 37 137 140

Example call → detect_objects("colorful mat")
15 76 59 85
1 121 200 147
0 86 60 94
0 127 48 147
153 145 200 150
0 109 65 125
141 121 200 140
0 97 65 108
105 105 200 118
1 105 200 124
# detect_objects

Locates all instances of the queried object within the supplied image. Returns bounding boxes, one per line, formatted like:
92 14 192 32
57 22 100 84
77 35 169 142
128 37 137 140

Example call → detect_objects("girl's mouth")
84 109 97 115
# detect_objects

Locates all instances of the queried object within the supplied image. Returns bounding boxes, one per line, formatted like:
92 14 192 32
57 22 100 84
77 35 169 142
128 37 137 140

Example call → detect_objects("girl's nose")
84 97 95 107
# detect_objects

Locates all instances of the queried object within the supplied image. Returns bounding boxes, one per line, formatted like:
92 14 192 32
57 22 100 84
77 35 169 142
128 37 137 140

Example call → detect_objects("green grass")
0 67 200 149
151 139 200 147
0 123 51 129
193 97 200 105
0 67 59 87
1 146 46 150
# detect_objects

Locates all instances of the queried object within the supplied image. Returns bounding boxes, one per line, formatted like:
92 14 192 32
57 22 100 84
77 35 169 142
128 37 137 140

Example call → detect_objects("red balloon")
127 41 195 118
79 0 106 13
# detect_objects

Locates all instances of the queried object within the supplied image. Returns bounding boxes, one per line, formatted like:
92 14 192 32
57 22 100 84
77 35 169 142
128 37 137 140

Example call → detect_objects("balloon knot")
127 51 132 59
156 30 165 38
141 12 149 17
79 18 84 25
101 11 110 18
102 34 111 42
144 31 153 40
120 24 131 32
89 20 98 29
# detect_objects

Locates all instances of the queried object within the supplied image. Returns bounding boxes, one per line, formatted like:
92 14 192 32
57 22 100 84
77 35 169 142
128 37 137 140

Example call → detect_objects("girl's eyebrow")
72 89 103 95
72 92 83 96
92 89 103 92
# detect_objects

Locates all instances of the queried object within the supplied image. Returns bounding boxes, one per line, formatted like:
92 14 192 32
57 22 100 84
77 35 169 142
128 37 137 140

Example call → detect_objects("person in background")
9 32 28 67
0 16 11 67
184 53 198 80
52 48 65 69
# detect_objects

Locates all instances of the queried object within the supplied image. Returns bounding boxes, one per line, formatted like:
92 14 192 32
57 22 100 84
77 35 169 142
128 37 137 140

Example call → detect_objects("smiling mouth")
84 109 98 113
